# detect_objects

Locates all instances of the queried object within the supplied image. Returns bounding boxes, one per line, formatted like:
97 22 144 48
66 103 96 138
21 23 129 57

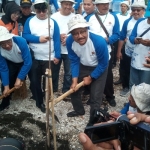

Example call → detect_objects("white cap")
120 1 130 10
131 83 150 112
0 26 13 42
33 0 47 5
59 0 76 4
94 0 112 4
131 0 146 9
67 14 90 33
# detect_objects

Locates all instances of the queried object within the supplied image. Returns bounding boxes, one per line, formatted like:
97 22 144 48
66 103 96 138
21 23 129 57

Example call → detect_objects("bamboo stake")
48 69 57 150
45 69 50 148
49 81 84 108
0 87 16 100
47 2 57 149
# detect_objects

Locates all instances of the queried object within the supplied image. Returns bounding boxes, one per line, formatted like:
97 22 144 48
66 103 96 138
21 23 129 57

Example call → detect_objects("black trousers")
1 60 23 107
29 59 60 107
71 64 108 116
104 57 114 100
112 40 119 65
120 48 131 89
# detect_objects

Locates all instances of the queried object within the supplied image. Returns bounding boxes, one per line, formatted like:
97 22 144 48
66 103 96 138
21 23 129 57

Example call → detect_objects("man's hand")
14 78 23 89
40 36 49 43
53 58 59 65
127 111 150 124
70 78 78 91
109 111 121 119
134 38 141 44
140 39 150 46
79 132 121 150
117 51 122 61
3 85 10 96
60 34 67 46
143 56 150 68
83 76 92 86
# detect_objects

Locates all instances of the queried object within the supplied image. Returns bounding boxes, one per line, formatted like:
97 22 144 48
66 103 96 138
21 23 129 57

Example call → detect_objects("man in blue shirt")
66 14 108 125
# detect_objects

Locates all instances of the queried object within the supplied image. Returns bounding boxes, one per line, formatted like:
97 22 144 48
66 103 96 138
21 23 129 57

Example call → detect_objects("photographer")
79 113 150 150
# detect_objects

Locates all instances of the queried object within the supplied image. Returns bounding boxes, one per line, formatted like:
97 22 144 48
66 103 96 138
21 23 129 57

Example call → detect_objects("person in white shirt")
117 1 145 96
114 1 131 85
23 0 61 113
129 2 150 88
87 0 120 107
51 0 75 94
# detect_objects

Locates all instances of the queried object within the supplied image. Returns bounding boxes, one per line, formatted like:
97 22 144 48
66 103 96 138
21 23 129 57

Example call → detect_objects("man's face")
61 1 73 15
120 4 128 13
35 9 48 20
71 28 88 45
21 6 32 16
11 11 21 22
128 94 137 108
131 7 145 20
0 39 13 51
96 3 109 15
83 0 95 15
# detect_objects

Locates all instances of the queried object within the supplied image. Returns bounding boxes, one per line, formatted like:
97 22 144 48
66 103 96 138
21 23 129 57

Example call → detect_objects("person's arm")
14 37 32 80
144 55 150 68
66 35 80 90
66 35 80 78
0 54 9 87
117 19 129 60
108 14 120 44
129 18 145 44
51 0 59 11
90 35 109 79
52 19 61 60
74 0 82 12
22 17 40 43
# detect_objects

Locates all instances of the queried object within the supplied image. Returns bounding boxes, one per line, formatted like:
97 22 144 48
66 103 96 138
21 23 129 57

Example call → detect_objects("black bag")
0 138 25 150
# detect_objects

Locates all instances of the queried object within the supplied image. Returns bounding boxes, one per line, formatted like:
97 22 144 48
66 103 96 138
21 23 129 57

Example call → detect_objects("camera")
84 108 150 150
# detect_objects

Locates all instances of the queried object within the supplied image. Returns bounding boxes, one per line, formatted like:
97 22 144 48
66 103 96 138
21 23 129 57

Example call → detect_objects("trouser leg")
62 54 72 93
104 58 114 100
30 60 43 107
1 60 22 107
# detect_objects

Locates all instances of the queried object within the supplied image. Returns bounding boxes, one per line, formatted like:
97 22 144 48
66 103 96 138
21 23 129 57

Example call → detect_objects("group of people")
0 0 150 149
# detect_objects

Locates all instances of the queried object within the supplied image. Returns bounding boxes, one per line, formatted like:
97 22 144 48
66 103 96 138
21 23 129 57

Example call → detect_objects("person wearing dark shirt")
18 0 35 28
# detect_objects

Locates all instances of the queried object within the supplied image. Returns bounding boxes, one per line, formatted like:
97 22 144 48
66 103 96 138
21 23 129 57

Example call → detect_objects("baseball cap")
20 0 32 7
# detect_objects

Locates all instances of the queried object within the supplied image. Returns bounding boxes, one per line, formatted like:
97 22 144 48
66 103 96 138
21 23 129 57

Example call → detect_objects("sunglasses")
36 9 47 14
132 8 143 12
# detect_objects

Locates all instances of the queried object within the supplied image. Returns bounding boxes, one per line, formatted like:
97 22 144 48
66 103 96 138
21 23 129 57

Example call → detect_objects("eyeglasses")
0 39 12 47
72 29 87 38
13 12 21 17
36 9 47 14
132 8 143 12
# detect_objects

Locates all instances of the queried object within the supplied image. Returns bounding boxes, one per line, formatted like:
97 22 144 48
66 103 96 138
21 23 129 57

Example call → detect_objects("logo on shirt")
90 51 95 56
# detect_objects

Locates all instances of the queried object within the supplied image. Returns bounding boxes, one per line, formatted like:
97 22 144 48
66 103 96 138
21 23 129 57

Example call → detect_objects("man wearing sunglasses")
129 1 150 90
23 0 61 113
117 1 145 97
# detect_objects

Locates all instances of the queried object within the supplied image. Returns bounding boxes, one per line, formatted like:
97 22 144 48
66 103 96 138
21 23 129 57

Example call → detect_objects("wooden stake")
45 69 50 148
48 69 57 150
